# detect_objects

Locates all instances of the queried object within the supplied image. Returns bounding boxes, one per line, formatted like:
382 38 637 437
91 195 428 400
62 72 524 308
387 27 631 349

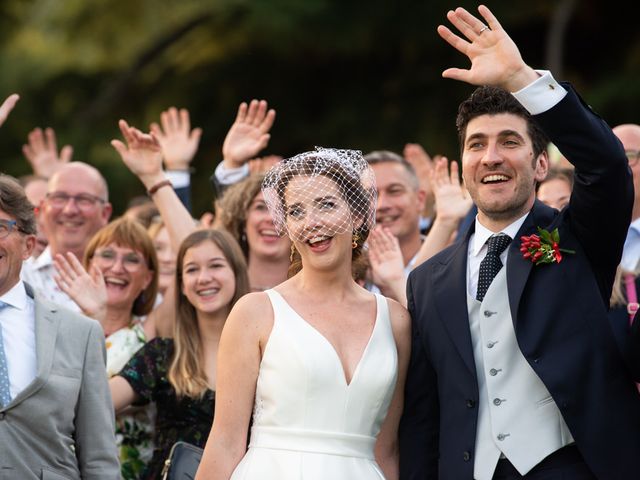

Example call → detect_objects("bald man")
614 124 640 272
22 162 112 310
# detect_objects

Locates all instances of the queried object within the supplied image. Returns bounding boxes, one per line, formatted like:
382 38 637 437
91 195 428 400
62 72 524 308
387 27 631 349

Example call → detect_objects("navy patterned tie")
477 234 512 302
0 301 11 407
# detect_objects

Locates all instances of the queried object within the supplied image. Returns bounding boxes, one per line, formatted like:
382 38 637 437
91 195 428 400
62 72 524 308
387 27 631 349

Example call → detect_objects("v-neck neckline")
271 290 380 387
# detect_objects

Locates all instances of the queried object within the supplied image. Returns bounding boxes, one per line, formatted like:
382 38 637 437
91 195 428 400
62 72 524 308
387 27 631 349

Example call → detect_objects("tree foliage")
0 0 639 215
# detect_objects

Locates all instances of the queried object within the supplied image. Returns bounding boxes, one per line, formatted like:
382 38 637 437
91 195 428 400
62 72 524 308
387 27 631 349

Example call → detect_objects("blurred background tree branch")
1 0 638 215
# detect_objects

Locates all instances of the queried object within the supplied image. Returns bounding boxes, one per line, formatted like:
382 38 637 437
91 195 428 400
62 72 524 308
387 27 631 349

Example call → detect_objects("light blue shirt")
621 218 640 272
0 280 36 398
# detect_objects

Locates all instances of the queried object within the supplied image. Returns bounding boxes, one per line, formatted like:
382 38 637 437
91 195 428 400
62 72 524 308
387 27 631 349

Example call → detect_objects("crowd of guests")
1 4 639 480
1 88 476 479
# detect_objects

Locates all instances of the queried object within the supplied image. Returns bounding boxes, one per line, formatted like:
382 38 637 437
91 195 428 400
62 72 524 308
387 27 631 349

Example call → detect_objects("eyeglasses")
45 192 106 210
0 219 23 239
626 150 640 167
92 249 146 273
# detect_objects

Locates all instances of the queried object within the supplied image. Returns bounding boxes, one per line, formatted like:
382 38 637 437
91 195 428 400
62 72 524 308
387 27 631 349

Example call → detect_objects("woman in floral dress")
55 216 159 478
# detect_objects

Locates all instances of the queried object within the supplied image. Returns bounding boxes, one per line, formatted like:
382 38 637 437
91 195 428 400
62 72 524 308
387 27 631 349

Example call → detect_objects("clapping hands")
430 157 472 225
54 252 107 322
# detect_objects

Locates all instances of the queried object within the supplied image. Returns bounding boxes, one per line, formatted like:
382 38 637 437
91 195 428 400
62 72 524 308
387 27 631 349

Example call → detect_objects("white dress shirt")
467 214 528 299
165 170 190 189
0 281 37 399
621 217 640 272
512 70 567 115
214 161 250 186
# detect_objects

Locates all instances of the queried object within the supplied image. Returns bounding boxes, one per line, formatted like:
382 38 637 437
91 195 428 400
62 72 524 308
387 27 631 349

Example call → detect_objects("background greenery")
0 0 638 216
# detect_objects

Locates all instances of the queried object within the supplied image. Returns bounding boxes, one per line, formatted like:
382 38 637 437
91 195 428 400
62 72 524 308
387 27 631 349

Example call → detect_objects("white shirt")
164 170 190 189
512 70 567 115
21 246 80 312
0 281 37 399
214 161 250 186
621 218 640 272
467 214 528 299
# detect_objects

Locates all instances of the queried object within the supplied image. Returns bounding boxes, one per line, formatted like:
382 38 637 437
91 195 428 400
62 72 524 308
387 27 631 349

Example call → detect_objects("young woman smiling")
110 229 249 479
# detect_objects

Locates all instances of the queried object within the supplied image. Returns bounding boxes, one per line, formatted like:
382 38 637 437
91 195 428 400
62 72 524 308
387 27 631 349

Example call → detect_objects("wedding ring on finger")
478 25 489 34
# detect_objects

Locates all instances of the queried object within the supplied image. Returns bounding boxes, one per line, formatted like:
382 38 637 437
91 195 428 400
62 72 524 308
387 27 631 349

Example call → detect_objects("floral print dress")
118 337 215 480
106 320 155 479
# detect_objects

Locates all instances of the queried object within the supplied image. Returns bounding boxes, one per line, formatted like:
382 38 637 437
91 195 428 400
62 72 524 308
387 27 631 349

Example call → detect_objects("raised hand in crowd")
403 143 436 220
113 120 199 338
413 157 472 266
112 120 196 251
222 99 276 169
53 251 107 322
0 93 19 127
437 5 539 91
367 225 408 307
150 106 202 172
22 127 73 178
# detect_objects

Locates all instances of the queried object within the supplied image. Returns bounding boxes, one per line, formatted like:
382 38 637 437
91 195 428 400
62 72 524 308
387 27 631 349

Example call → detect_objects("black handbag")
161 441 204 480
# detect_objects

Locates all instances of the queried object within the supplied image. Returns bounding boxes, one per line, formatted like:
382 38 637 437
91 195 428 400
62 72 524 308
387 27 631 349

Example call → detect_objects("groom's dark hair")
456 85 550 163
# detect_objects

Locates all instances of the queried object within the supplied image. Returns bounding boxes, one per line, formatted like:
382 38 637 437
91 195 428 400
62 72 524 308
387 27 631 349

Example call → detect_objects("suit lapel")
432 201 556 374
432 234 477 375
9 297 60 406
507 201 557 326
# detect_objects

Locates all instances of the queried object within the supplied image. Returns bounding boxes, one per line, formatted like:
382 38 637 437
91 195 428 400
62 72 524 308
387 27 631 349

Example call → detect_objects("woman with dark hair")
109 228 250 479
217 173 291 291
196 148 411 480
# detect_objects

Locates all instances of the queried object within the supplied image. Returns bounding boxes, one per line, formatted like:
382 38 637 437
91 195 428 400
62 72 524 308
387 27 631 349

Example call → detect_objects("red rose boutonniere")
520 227 575 265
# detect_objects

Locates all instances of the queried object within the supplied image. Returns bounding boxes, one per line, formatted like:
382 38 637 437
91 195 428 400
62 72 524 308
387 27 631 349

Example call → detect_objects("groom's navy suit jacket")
399 85 640 480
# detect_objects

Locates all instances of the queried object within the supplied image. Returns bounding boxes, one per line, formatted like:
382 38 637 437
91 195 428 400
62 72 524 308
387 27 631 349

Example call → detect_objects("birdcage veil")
261 147 377 243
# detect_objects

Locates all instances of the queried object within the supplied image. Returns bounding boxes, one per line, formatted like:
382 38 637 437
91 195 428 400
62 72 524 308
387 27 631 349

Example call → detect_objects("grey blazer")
0 283 119 479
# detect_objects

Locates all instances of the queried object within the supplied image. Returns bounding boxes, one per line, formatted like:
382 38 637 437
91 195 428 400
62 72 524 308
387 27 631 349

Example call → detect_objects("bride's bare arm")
195 292 273 480
374 299 412 480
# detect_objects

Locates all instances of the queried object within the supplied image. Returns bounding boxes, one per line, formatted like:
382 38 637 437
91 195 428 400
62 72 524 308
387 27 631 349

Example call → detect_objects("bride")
195 147 410 480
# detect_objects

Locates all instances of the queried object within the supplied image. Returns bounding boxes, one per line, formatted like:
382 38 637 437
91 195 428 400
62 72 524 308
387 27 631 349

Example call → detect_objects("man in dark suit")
399 6 639 480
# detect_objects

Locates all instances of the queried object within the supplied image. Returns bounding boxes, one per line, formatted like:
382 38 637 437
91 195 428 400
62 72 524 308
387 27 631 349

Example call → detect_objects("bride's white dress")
230 289 398 480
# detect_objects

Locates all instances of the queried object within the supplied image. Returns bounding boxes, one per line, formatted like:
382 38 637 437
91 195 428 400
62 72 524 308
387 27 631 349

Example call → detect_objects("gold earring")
290 244 296 262
352 233 359 249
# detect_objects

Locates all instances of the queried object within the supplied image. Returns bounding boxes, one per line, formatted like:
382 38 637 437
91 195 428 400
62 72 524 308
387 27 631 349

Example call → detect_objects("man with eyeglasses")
22 162 112 311
0 173 119 478
614 124 640 272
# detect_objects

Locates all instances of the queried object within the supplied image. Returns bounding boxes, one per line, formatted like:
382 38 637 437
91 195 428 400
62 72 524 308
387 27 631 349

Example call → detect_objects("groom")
399 5 640 480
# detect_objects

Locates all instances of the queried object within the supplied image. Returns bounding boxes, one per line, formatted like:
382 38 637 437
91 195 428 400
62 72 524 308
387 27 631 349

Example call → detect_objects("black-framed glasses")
45 192 106 210
0 219 22 239
626 150 640 167
92 248 146 273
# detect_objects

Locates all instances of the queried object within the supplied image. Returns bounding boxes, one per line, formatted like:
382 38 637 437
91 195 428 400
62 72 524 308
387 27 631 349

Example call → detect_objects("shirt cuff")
512 70 567 116
214 162 250 185
165 170 190 188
